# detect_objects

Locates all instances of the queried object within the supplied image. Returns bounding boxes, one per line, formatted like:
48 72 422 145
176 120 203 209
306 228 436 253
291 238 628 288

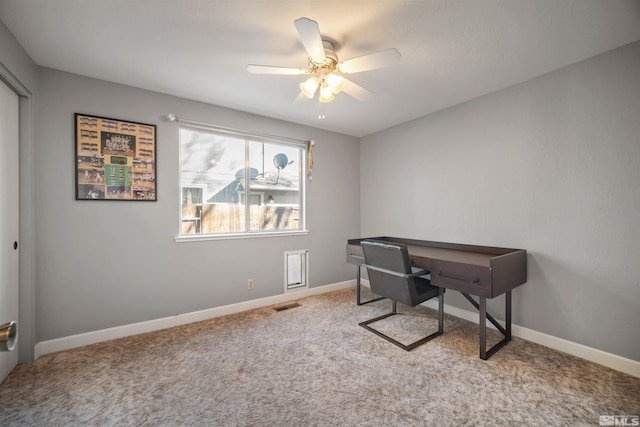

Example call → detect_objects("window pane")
180 129 245 234
179 126 305 237
249 141 300 231
181 187 203 234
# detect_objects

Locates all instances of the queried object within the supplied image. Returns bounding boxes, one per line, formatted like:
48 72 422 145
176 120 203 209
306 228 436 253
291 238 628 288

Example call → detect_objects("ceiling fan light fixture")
319 84 335 103
300 77 319 98
326 73 345 94
319 93 335 103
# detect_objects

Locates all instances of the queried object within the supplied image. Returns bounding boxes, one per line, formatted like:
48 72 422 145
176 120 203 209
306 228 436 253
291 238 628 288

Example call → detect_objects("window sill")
174 229 309 243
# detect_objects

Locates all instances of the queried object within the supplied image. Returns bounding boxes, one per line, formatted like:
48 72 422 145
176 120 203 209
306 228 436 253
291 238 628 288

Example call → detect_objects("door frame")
0 62 36 364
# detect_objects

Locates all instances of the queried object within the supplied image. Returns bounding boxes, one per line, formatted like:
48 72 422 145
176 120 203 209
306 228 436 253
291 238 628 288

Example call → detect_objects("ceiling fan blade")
247 65 308 75
342 79 373 102
337 48 401 74
294 17 326 64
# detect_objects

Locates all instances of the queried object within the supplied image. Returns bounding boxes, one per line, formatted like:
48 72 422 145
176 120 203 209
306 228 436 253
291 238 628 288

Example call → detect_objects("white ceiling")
1 0 639 137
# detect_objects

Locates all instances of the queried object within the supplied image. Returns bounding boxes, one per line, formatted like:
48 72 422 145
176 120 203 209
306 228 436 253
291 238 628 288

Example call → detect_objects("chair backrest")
361 240 418 306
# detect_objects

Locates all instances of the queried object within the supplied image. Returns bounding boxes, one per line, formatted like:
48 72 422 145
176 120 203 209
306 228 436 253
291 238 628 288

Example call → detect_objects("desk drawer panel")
430 260 492 298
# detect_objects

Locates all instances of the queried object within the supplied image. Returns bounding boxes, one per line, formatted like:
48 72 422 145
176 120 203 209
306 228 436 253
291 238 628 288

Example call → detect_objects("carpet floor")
0 287 638 426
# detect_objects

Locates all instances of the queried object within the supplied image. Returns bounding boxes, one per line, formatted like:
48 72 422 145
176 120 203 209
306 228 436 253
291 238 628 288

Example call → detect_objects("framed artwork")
75 113 157 201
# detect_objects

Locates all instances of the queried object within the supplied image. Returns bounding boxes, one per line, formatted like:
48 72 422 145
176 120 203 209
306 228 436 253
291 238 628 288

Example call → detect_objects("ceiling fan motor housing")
309 40 339 72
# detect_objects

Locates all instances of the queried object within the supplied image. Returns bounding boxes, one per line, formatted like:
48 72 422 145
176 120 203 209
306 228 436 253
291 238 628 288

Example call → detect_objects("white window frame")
176 122 308 242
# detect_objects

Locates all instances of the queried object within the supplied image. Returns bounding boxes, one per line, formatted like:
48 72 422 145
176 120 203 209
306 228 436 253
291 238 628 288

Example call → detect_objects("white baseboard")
420 297 639 378
34 280 639 378
34 280 354 360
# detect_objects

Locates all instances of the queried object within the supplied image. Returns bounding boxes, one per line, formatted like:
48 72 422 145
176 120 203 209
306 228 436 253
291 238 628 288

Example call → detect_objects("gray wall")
0 20 36 90
360 42 640 361
34 68 359 342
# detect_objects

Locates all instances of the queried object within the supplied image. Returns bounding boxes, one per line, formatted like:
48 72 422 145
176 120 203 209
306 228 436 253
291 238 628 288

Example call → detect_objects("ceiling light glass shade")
320 82 335 102
319 92 335 103
300 77 319 98
319 84 335 103
326 73 345 94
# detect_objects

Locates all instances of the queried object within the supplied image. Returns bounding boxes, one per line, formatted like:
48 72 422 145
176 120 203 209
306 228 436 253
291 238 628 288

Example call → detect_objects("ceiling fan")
247 17 401 108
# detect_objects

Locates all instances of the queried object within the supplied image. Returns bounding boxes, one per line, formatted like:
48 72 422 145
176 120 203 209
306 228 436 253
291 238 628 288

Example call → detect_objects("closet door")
0 78 19 384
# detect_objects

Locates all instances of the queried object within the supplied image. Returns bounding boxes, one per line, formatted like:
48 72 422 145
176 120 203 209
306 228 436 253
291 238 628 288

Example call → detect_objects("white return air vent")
284 250 308 292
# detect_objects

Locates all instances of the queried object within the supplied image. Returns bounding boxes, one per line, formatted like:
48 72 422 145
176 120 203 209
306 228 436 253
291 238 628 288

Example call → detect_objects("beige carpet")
1 287 638 426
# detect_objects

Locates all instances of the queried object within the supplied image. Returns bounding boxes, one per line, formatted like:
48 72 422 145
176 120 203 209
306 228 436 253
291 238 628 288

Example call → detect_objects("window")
179 125 306 238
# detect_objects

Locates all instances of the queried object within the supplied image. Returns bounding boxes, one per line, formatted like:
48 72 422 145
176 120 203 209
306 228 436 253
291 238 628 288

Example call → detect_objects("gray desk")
346 236 527 359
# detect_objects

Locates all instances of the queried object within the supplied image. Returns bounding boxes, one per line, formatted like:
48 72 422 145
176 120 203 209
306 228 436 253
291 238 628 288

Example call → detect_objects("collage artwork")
75 114 156 201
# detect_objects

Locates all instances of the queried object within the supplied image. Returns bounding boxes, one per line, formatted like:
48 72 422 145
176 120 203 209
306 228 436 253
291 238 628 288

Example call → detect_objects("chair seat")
413 277 441 304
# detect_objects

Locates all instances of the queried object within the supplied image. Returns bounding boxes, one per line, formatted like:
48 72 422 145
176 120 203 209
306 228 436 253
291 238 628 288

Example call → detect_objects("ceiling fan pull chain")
318 97 326 120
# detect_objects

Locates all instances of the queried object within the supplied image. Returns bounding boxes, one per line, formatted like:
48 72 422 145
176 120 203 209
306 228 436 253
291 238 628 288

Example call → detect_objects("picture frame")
75 113 157 201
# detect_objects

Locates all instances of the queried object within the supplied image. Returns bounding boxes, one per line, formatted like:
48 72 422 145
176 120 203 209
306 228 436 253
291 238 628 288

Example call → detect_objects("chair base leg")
359 311 442 351
356 266 385 306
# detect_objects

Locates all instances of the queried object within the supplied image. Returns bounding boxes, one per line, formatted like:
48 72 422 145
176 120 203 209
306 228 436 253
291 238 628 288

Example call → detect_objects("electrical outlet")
248 279 254 290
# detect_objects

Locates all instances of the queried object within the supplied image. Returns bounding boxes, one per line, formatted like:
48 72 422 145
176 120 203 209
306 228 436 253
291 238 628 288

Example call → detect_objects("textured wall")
360 42 640 361
34 68 359 341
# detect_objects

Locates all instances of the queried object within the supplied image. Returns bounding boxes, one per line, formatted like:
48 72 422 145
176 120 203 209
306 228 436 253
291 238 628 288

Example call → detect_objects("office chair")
359 240 444 351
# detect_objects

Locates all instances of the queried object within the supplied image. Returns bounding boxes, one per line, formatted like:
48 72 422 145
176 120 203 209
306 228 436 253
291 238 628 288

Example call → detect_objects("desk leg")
356 265 385 306
506 291 512 342
462 291 512 360
356 266 363 304
479 297 487 360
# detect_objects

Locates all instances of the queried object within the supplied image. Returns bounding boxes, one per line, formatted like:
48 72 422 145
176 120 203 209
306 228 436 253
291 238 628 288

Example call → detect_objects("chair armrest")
362 264 429 279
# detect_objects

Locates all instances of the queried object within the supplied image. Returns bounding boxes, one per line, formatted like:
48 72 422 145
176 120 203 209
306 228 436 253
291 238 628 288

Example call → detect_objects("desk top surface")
347 236 528 297
347 236 523 267
402 245 495 266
